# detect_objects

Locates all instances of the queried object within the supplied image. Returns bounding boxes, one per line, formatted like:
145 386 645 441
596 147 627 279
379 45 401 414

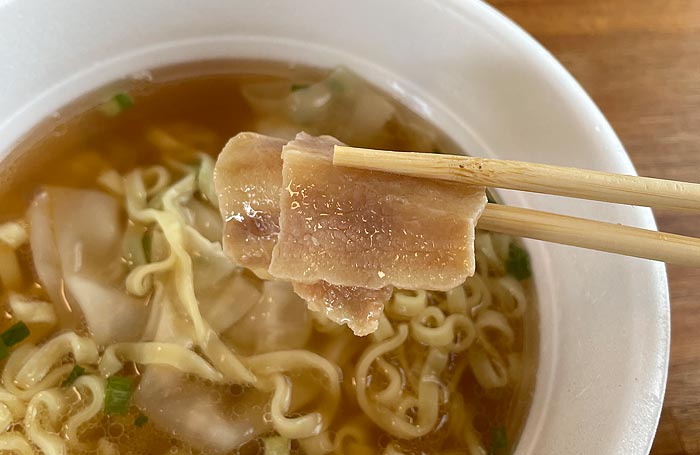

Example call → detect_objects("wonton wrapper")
29 187 148 344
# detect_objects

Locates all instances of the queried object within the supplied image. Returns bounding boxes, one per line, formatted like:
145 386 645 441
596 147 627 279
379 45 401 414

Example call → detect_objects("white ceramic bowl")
0 1 669 453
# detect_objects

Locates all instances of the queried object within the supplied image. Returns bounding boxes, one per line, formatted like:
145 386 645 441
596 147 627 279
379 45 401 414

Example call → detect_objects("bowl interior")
0 0 669 453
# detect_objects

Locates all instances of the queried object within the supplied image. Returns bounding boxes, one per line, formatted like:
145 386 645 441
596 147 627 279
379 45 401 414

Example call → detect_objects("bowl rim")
466 2 669 453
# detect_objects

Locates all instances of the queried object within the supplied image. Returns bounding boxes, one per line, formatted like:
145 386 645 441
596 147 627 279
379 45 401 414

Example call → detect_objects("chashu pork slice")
214 133 286 279
269 132 488 292
214 132 392 336
292 282 393 336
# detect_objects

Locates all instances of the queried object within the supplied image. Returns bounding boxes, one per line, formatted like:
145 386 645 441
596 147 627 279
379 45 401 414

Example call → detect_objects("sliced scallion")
134 413 148 427
113 93 134 110
488 427 508 455
505 243 532 280
99 92 134 117
62 365 86 387
104 376 134 415
0 221 28 249
263 435 290 454
0 341 8 361
142 231 152 263
1 321 29 347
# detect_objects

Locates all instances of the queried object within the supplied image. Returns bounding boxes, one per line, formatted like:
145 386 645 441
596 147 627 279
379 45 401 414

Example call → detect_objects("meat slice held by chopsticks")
269 132 487 291
214 131 487 335
214 132 285 280
292 282 393 336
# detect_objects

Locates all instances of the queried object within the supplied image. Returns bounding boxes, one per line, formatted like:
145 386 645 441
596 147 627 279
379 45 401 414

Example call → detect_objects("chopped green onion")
99 92 134 117
0 221 28 249
290 83 309 92
114 93 134 109
263 435 290 455
104 376 134 415
0 341 8 361
62 365 86 387
134 413 148 427
1 321 29 347
506 243 532 280
488 427 508 455
0 321 30 362
142 231 152 263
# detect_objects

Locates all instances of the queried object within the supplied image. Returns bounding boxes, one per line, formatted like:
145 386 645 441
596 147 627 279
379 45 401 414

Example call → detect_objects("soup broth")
0 61 537 455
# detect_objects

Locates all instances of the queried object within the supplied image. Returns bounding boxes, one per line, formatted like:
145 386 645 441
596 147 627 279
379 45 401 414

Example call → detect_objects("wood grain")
486 1 700 453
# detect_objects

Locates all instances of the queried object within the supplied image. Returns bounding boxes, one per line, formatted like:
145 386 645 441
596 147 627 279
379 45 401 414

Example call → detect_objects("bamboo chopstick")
480 204 700 266
333 146 700 211
332 145 700 266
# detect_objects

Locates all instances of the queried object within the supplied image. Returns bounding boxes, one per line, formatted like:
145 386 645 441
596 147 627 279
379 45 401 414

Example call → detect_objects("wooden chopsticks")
479 204 700 266
334 146 700 211
333 145 700 266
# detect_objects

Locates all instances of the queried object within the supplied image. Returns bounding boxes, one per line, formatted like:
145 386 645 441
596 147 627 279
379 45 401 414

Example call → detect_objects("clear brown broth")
0 60 537 455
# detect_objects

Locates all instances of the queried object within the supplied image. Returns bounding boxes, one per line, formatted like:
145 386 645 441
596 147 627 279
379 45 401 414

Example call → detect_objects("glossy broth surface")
0 61 537 455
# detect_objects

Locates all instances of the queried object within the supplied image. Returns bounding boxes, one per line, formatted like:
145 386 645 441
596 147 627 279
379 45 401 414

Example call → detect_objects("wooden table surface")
486 1 700 453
